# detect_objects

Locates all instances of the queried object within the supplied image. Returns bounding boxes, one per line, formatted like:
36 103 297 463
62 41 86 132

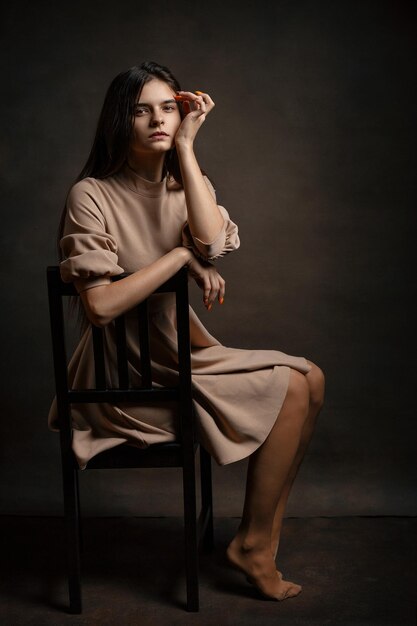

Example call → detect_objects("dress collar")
118 163 167 197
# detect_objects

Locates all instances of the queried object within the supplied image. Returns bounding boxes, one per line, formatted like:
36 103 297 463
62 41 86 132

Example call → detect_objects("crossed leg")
226 361 325 601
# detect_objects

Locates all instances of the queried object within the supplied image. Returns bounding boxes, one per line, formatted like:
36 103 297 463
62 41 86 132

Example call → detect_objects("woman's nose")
150 110 164 126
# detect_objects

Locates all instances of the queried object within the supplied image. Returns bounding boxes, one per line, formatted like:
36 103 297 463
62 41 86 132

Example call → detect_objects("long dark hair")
58 61 184 250
76 61 183 181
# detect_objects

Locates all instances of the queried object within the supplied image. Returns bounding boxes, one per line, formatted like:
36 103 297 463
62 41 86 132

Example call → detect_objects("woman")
49 61 325 601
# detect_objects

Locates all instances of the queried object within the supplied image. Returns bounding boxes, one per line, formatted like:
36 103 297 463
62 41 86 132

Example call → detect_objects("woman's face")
130 78 181 158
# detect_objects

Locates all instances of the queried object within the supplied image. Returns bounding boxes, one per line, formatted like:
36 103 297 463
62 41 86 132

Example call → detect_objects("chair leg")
182 453 199 611
74 470 84 554
200 446 214 551
61 457 82 613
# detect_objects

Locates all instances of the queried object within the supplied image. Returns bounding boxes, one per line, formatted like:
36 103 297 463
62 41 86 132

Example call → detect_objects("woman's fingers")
174 91 214 146
196 91 215 111
180 99 192 115
203 282 212 308
218 278 225 305
175 90 214 115
186 254 225 311
203 272 225 311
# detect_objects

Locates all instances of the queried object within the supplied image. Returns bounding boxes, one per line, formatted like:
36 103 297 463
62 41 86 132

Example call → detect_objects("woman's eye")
134 104 177 116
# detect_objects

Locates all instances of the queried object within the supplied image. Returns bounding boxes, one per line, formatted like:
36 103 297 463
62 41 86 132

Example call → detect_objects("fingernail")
219 297 224 304
195 90 204 95
174 95 184 100
207 303 212 311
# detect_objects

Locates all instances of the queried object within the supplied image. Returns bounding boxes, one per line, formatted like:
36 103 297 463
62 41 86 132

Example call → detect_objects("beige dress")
48 166 311 469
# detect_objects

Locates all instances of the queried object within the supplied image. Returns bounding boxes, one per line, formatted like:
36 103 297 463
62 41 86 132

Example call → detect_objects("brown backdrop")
0 0 415 517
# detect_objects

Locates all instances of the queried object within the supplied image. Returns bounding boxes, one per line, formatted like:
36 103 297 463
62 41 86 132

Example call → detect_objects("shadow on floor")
0 516 416 626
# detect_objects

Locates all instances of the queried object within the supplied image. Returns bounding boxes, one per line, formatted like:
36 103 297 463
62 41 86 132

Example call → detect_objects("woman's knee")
285 369 310 417
305 361 325 409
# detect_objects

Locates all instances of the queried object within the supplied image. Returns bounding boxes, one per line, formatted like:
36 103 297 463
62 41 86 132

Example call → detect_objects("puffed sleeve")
181 177 240 261
59 179 124 292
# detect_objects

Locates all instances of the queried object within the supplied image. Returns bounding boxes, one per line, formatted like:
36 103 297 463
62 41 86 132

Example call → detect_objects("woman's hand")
185 251 225 311
174 91 215 149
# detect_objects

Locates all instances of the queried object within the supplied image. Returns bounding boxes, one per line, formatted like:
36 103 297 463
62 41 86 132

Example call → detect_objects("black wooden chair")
47 265 213 613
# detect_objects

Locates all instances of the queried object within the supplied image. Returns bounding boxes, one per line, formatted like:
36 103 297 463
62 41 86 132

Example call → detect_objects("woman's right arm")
81 247 227 327
80 247 192 327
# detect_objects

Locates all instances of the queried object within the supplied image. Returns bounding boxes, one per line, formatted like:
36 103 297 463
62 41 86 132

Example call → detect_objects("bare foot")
245 569 282 588
227 537 302 601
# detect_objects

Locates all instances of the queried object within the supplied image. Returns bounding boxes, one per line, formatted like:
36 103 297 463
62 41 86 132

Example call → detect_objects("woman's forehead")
137 79 175 103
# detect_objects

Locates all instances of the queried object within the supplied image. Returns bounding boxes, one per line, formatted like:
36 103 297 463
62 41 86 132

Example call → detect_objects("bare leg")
271 362 325 559
227 369 310 601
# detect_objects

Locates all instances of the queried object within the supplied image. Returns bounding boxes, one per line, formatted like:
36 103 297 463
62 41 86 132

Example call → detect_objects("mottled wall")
0 0 415 516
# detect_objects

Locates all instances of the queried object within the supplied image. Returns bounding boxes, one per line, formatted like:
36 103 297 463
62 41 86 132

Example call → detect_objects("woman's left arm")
175 91 225 244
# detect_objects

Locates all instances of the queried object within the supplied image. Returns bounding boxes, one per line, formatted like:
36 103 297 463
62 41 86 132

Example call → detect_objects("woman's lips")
149 132 169 138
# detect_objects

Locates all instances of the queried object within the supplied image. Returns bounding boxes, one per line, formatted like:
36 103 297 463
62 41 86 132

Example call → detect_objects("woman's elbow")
89 311 112 328
81 289 113 328
84 305 112 328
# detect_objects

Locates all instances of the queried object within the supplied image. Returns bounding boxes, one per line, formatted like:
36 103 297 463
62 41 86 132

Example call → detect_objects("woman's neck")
127 153 166 182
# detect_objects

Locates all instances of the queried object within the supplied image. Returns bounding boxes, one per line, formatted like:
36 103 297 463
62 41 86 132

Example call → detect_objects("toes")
280 583 302 601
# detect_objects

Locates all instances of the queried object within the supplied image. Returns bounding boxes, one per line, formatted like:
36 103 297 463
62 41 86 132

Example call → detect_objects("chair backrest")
47 266 194 461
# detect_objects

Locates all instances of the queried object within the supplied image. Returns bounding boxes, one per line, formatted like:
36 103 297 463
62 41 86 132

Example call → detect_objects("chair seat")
85 441 198 469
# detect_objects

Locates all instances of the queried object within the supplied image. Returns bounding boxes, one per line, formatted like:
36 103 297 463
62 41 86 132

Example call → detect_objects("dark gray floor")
0 516 416 626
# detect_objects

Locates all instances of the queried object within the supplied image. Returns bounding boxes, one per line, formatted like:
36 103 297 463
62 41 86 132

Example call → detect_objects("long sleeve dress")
48 165 311 469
